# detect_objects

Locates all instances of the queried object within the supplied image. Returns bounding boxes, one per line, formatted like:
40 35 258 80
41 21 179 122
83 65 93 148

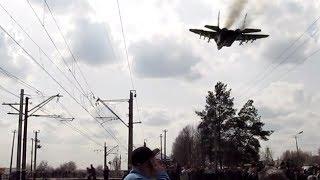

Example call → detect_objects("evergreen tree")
196 82 236 168
225 100 273 165
196 82 272 167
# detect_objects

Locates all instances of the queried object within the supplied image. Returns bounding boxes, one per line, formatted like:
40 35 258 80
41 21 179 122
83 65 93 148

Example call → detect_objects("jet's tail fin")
218 10 220 28
240 13 262 33
242 13 247 30
204 11 221 31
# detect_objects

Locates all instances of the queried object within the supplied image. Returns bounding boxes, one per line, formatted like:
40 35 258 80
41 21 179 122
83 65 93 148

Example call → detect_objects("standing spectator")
124 147 170 180
90 164 97 180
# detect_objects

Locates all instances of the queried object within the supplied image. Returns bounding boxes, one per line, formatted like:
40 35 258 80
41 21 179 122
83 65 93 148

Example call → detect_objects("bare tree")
112 156 121 171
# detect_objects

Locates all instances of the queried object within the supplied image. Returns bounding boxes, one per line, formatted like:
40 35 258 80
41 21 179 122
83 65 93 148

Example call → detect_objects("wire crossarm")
96 98 128 128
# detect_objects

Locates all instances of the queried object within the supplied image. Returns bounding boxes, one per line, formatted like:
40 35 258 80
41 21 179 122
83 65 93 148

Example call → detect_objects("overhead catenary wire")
43 0 94 96
0 66 42 95
22 1 126 148
41 108 103 147
25 0 125 147
115 0 143 128
239 36 314 102
0 83 19 99
0 64 104 146
0 24 126 150
243 44 320 102
26 0 88 98
0 2 86 99
237 16 320 99
115 0 134 90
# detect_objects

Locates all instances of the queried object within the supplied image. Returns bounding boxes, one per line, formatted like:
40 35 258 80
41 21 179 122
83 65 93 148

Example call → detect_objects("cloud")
142 108 174 127
174 0 213 24
131 36 202 80
68 18 117 66
30 0 92 16
257 81 309 119
0 33 30 79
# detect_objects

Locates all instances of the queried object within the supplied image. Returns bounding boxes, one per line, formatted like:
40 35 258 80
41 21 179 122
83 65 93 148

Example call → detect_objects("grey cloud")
68 18 117 66
131 37 202 80
143 109 173 127
259 106 289 119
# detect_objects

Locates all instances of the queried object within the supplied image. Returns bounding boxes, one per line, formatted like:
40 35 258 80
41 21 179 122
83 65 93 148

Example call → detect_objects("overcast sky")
1 0 320 169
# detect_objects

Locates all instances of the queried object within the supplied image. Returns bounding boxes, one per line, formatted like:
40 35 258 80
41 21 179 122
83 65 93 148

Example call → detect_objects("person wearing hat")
124 147 170 180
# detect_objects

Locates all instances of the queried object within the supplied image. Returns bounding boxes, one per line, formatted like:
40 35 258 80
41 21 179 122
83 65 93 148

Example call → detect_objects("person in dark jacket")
124 147 170 180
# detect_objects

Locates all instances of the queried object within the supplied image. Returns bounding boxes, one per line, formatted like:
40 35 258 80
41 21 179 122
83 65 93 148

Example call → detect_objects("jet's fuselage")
215 28 241 50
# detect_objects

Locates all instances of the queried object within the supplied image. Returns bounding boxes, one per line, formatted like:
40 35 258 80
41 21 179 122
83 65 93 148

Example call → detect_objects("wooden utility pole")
17 89 24 179
163 130 167 161
21 97 29 180
9 130 16 178
160 134 163 160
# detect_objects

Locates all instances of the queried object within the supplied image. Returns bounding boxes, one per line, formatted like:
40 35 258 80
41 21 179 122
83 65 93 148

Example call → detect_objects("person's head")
260 169 288 180
131 146 160 177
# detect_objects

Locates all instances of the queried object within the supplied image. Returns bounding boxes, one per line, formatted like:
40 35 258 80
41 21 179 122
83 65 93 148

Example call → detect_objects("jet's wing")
189 29 216 38
204 25 220 31
241 28 261 33
236 34 269 41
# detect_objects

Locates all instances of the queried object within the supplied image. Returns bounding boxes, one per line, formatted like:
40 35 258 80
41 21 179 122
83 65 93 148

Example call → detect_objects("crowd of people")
121 146 320 180
176 163 320 180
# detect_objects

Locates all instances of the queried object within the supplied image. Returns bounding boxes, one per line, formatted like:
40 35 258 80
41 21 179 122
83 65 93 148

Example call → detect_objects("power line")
238 16 320 99
0 84 19 99
115 0 134 89
242 45 320 102
239 36 313 101
41 108 103 147
25 1 124 147
0 66 42 95
0 2 86 98
115 0 143 126
26 0 88 97
0 24 125 149
0 62 107 144
21 0 125 148
43 0 93 95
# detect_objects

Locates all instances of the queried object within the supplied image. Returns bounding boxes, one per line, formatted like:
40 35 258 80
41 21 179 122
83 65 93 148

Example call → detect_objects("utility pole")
128 90 134 170
160 134 163 160
33 130 41 180
163 130 167 161
9 130 16 178
94 144 118 172
3 92 63 180
21 97 29 180
104 142 107 171
96 90 140 171
143 139 147 147
295 136 299 152
30 138 34 173
17 89 24 179
294 131 303 153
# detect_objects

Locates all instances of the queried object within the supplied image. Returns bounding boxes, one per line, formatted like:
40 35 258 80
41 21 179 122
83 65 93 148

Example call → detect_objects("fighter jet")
189 12 269 50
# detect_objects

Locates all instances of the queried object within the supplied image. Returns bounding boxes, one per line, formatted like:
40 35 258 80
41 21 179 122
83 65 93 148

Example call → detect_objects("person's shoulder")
124 172 144 180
